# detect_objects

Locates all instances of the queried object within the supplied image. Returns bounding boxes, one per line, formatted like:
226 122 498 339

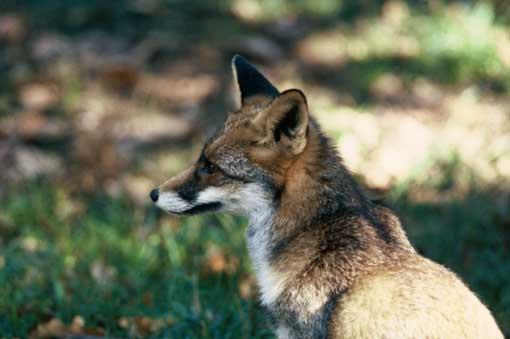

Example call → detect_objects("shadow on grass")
301 55 509 106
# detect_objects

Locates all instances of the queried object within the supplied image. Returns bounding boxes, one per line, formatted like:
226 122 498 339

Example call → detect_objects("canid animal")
150 55 503 338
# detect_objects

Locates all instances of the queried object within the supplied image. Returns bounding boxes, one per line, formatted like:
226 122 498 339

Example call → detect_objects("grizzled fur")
152 55 503 338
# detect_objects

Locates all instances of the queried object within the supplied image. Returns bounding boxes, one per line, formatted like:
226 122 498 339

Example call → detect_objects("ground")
0 1 509 337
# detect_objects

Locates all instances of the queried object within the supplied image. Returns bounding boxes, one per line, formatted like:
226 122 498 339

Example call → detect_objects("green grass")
1 172 508 337
0 180 271 337
410 2 510 89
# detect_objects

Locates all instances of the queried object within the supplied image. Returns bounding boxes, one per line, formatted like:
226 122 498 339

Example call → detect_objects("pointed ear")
232 54 279 106
253 89 309 155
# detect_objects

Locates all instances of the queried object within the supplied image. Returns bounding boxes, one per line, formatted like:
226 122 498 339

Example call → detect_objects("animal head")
150 55 312 219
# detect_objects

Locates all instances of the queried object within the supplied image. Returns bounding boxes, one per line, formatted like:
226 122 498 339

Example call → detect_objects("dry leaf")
142 292 154 307
19 84 59 111
239 277 256 299
118 316 172 336
29 315 104 339
30 318 66 338
70 315 85 333
99 64 139 93
206 248 227 273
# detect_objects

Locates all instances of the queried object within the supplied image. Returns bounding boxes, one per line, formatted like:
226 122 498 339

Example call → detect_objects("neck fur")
278 122 370 228
243 186 280 306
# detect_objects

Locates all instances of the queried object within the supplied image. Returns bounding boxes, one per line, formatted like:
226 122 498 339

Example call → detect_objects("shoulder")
329 255 503 339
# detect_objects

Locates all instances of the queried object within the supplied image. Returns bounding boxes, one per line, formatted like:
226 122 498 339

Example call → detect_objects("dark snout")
149 188 159 202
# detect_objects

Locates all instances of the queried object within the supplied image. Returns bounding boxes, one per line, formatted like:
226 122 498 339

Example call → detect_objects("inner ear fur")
253 89 309 155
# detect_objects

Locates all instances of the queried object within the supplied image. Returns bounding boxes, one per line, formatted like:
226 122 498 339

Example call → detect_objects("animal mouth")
169 202 223 216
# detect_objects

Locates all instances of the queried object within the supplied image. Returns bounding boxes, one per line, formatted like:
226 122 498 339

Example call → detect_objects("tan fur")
331 257 503 339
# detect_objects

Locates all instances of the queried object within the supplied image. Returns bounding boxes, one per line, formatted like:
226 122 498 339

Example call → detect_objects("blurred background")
0 0 509 337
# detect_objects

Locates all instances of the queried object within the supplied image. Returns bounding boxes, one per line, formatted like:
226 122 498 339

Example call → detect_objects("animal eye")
200 161 217 175
205 162 217 174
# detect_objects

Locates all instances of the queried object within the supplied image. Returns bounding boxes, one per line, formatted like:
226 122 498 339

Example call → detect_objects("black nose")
150 188 159 202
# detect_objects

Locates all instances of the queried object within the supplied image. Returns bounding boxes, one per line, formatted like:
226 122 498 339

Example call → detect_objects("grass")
411 2 510 88
1 164 509 337
0 179 271 337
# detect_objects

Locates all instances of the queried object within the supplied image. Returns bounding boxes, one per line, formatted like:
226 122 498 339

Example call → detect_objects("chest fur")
246 217 335 339
246 214 288 306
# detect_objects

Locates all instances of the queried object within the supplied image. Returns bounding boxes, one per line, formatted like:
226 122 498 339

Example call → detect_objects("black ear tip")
232 54 244 65
231 54 279 103
232 54 250 70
